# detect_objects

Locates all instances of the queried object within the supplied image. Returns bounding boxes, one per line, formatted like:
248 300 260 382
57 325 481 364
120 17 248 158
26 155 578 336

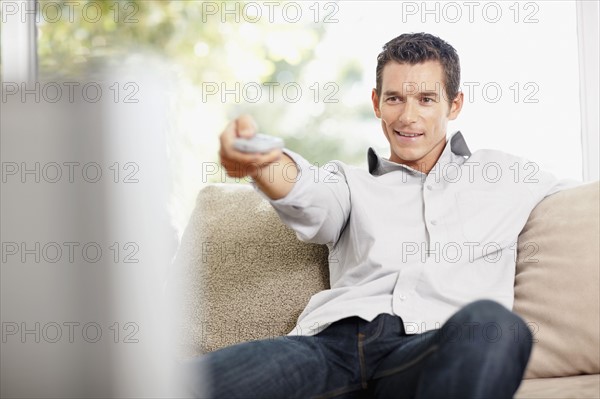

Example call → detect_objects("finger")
222 148 264 166
220 120 237 150
248 151 283 172
222 159 260 178
221 150 282 178
236 114 258 138
223 153 270 172
238 148 281 166
258 148 283 164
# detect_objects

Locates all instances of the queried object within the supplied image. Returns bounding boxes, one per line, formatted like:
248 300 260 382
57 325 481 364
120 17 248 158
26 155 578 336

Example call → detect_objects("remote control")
233 133 284 153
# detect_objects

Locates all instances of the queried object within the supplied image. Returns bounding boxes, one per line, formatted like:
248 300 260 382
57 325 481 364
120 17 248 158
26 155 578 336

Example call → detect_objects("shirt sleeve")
522 161 582 202
249 148 351 246
544 178 582 197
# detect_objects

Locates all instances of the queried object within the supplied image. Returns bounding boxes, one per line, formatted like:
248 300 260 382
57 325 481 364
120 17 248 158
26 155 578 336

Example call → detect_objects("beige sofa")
175 181 600 398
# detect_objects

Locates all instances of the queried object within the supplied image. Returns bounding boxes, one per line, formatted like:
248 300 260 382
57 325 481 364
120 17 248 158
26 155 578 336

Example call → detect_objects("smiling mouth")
394 130 424 137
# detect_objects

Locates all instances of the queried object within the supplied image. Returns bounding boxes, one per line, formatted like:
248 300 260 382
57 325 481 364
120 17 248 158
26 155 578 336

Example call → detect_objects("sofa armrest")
174 184 329 357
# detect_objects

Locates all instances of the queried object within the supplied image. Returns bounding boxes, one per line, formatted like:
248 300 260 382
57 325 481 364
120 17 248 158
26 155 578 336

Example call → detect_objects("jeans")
183 299 533 398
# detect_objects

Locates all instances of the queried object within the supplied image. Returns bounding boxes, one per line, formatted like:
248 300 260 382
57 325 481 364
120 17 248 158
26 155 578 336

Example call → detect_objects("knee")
455 299 522 327
441 300 533 350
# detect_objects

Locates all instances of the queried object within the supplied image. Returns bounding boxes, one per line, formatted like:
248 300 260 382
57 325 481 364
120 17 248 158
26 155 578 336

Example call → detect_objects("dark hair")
375 33 460 104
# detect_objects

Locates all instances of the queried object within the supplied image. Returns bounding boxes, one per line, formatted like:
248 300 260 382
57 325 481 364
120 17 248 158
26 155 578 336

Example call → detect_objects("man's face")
372 60 463 173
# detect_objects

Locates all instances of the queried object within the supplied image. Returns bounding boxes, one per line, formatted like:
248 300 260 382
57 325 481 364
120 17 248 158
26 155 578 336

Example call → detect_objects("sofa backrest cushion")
513 182 599 378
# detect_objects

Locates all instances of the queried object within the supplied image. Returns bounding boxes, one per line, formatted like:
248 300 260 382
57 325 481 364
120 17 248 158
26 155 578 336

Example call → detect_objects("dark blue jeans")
183 299 533 398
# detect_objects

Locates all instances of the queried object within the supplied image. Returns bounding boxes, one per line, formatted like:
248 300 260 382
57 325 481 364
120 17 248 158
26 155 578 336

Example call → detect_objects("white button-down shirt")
251 131 577 336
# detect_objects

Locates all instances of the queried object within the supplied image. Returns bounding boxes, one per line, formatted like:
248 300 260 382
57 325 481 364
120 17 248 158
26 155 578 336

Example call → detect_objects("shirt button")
399 295 406 301
430 220 437 226
426 185 433 190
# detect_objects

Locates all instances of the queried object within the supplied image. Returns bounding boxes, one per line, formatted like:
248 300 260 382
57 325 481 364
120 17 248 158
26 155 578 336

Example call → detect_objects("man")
187 33 574 398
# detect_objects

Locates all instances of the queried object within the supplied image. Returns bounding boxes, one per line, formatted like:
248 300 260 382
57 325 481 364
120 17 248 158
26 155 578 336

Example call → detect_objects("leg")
367 327 440 398
181 319 365 399
371 300 533 399
416 299 532 398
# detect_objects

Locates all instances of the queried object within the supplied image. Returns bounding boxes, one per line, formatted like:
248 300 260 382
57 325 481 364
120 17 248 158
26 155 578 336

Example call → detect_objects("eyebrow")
382 90 440 97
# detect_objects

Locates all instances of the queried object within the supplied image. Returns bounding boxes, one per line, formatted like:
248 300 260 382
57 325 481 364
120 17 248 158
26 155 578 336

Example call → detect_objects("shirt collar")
367 131 472 176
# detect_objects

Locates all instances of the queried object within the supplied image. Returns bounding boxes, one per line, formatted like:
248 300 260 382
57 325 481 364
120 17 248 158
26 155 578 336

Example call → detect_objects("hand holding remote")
219 115 283 180
218 114 298 200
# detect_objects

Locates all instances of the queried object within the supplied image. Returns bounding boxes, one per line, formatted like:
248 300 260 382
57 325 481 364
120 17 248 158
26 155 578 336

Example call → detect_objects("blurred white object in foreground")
1 55 187 398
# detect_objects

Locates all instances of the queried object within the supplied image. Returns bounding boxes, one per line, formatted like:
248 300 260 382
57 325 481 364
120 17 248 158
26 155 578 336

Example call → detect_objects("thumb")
236 114 258 139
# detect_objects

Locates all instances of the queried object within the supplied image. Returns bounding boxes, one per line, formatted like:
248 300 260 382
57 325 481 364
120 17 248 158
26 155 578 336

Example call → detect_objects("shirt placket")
391 170 426 311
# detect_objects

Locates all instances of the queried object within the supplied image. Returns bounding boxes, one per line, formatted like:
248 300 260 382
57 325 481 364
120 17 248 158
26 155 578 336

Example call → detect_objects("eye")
385 96 402 103
421 96 436 103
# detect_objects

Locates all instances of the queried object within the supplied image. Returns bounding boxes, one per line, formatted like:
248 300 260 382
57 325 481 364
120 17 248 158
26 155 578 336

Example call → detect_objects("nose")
399 100 418 125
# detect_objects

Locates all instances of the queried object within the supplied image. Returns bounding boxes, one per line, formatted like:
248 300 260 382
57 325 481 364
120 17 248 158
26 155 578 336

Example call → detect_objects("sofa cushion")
175 184 329 356
515 374 600 398
513 182 599 378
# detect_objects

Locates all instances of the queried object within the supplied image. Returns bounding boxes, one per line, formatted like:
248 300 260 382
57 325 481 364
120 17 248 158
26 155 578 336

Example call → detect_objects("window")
3 0 597 235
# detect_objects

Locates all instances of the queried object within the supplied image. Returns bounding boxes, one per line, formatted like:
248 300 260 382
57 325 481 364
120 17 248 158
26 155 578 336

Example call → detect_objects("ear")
371 89 382 118
448 91 464 120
